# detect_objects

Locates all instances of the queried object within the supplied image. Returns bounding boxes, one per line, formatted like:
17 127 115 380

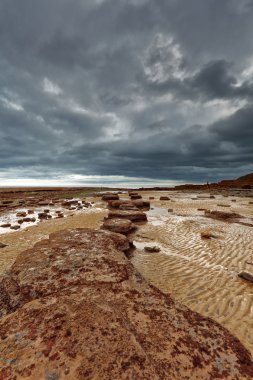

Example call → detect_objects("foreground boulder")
0 229 252 379
108 210 147 222
102 218 136 235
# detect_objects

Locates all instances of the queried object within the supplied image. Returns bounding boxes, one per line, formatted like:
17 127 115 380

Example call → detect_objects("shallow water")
0 197 106 272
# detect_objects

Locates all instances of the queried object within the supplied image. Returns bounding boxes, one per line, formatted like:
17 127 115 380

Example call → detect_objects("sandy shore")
128 190 253 355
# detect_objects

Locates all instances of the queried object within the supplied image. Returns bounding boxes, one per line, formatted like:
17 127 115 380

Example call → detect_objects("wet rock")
102 194 119 201
16 212 27 217
205 210 242 221
0 228 252 379
160 196 170 201
38 201 49 206
27 210 34 214
44 209 50 213
108 210 147 222
17 219 24 224
238 272 253 283
168 208 173 212
149 196 155 200
23 217 35 223
0 223 11 228
102 218 136 235
130 194 142 200
10 225 20 230
38 212 48 219
132 200 150 209
0 243 7 248
210 195 215 199
201 230 217 239
2 200 13 205
144 246 161 253
107 200 136 211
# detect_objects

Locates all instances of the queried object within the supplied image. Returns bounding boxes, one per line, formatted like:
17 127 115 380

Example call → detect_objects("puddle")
0 198 99 235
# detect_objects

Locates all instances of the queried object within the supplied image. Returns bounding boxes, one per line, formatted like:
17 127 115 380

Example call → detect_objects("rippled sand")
130 191 253 354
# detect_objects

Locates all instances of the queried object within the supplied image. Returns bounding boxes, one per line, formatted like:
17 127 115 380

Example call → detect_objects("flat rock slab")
107 200 137 210
102 194 119 201
108 210 147 222
205 210 242 221
132 200 150 209
0 229 252 379
130 195 142 200
102 218 136 235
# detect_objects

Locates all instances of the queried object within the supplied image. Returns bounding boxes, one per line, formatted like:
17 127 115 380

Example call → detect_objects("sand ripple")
131 191 253 354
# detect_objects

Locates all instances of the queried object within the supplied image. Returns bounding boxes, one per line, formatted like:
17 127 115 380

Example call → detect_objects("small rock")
130 195 142 200
168 209 173 212
0 243 7 248
160 196 170 201
23 217 33 222
1 223 11 228
10 225 20 230
144 246 161 253
201 230 217 239
102 194 119 201
16 212 27 217
38 212 48 219
238 272 253 283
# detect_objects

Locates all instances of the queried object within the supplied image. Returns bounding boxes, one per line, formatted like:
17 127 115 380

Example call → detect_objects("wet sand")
129 190 253 355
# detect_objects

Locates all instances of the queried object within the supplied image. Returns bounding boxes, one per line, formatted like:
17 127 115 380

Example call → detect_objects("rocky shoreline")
0 190 253 379
0 226 253 379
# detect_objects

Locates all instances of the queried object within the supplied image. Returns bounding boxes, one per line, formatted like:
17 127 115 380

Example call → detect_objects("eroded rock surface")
108 210 147 222
0 229 252 380
101 218 136 235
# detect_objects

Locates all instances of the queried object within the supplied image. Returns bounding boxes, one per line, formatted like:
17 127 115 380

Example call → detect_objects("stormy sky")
0 0 253 187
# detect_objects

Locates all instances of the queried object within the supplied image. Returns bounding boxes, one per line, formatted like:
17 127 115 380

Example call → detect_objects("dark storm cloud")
0 0 253 184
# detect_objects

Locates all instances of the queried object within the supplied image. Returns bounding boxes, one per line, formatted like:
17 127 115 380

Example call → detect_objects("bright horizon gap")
0 175 201 188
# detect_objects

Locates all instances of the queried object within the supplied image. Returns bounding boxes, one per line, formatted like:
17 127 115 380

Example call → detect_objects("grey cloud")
0 0 253 184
